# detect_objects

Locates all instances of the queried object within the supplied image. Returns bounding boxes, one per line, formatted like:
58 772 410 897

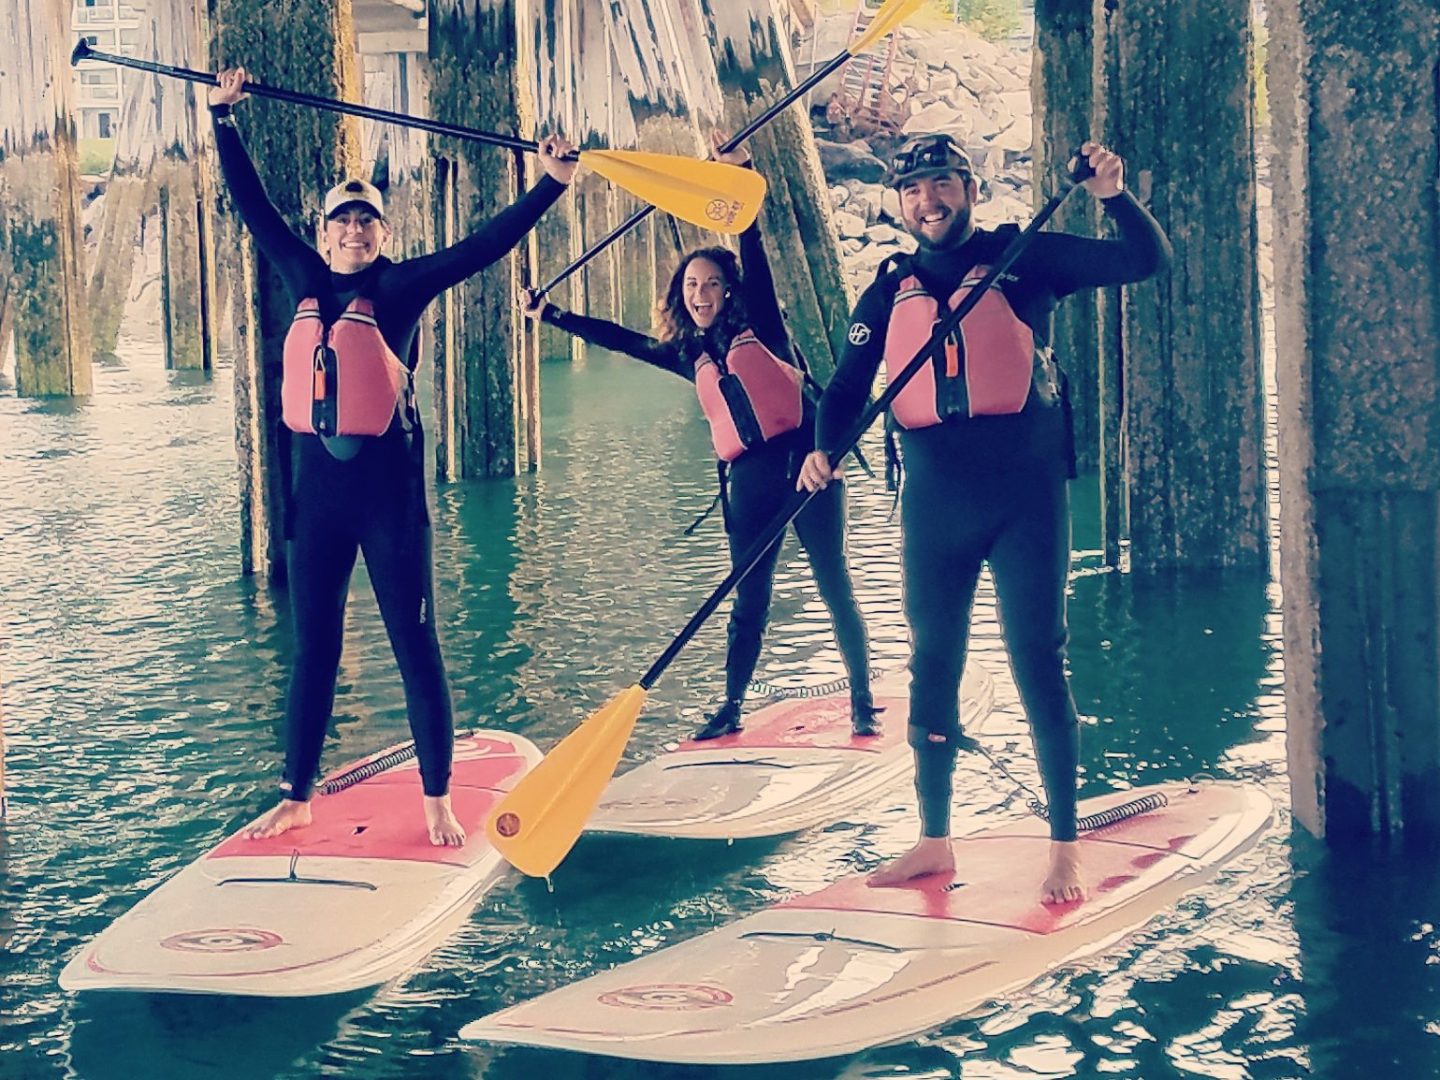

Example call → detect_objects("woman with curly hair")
522 136 875 741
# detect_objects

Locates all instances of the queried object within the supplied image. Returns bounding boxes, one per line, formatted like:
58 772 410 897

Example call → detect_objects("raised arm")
520 290 690 379
207 68 324 283
388 136 577 309
1032 144 1171 296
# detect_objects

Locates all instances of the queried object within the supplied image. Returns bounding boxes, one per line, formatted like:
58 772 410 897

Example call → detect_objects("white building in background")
72 0 144 139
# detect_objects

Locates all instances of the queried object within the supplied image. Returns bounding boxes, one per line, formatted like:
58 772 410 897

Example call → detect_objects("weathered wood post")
1095 0 1267 572
522 0 584 365
212 0 361 578
1267 1 1440 843
428 0 541 478
1032 0 1100 476
0 0 93 396
87 58 152 360
601 0 710 325
151 0 217 371
566 1 631 331
697 0 853 378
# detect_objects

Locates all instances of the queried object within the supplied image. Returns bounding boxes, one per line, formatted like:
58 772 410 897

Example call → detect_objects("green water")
1 338 1437 1079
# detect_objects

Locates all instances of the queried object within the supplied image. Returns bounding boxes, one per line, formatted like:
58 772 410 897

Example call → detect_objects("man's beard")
912 205 973 251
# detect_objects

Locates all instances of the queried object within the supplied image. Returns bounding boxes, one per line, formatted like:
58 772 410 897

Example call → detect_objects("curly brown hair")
653 246 748 348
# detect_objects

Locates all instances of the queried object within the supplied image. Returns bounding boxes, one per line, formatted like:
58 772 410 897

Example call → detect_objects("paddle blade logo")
494 812 521 838
705 198 742 227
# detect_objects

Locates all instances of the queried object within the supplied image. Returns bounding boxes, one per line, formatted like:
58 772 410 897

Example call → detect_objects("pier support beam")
0 0 93 397
1033 0 1100 476
429 0 540 478
1095 0 1267 572
1268 0 1440 844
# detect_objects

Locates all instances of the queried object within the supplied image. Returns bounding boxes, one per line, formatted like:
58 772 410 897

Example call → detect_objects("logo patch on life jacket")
848 323 872 346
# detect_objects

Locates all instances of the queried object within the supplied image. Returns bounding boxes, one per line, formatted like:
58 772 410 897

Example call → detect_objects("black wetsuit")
541 223 871 711
816 191 1170 840
212 105 565 800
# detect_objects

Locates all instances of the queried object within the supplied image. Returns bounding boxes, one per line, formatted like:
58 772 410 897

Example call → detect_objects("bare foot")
240 798 312 840
1041 840 1085 904
424 794 467 847
867 836 954 886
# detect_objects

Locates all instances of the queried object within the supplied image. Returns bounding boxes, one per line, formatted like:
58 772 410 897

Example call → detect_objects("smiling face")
898 170 978 251
323 205 390 273
682 256 729 329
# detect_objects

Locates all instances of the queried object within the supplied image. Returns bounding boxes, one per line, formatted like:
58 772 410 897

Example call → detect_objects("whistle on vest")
312 345 332 402
312 345 336 434
943 332 960 378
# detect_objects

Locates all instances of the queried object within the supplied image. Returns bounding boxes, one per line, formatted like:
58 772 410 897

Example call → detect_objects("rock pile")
808 20 1035 294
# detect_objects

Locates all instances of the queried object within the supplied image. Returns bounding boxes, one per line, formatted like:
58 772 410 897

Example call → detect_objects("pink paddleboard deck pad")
462 780 1274 1065
586 665 996 840
60 730 541 997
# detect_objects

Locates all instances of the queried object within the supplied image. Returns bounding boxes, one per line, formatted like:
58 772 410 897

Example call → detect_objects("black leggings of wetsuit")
901 444 1079 842
722 431 870 706
281 431 453 801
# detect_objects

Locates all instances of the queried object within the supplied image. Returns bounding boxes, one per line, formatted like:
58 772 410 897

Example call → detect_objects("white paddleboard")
60 730 540 997
461 779 1273 1064
585 665 995 840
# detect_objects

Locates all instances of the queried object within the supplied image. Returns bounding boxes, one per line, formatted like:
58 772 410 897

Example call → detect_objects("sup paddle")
528 0 926 299
487 154 1100 878
70 40 766 234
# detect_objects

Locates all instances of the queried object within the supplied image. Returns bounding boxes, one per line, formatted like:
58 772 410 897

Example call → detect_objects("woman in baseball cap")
207 65 577 848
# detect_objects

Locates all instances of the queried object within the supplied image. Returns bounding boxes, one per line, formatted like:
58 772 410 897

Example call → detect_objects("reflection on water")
1 336 1437 1079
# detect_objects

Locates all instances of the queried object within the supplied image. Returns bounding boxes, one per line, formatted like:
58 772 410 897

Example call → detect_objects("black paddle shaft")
70 40 564 157
532 48 857 298
638 162 1095 691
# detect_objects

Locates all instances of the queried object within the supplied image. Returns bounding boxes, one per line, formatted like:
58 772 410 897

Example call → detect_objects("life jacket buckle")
313 344 333 403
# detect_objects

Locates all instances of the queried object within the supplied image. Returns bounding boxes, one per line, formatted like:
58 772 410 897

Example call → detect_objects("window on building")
119 28 139 51
98 113 113 138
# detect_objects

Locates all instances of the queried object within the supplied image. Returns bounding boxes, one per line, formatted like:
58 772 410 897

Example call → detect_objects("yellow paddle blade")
578 150 766 234
850 0 925 55
486 684 648 877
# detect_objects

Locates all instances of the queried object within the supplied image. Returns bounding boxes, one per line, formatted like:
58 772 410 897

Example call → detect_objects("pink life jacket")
883 266 1036 429
281 297 409 437
693 329 805 462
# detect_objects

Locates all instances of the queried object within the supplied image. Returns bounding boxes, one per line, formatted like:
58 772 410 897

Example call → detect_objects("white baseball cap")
323 178 384 220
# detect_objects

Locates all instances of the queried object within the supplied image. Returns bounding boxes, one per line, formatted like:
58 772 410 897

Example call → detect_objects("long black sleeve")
541 307 691 379
382 177 568 323
737 222 794 363
211 114 327 293
1028 190 1171 297
815 275 894 454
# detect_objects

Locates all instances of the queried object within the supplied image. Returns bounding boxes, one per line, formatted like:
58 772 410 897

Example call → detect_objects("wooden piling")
429 0 539 478
1033 0 1100 475
1267 0 1440 844
0 0 93 397
1095 0 1267 573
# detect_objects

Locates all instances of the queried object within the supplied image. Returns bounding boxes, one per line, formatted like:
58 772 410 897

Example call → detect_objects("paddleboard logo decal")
162 928 283 953
494 812 521 838
597 984 734 1011
848 323 871 346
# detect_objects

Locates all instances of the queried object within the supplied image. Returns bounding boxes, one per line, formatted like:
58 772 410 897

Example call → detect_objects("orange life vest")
693 329 804 462
281 297 409 437
883 267 1038 429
